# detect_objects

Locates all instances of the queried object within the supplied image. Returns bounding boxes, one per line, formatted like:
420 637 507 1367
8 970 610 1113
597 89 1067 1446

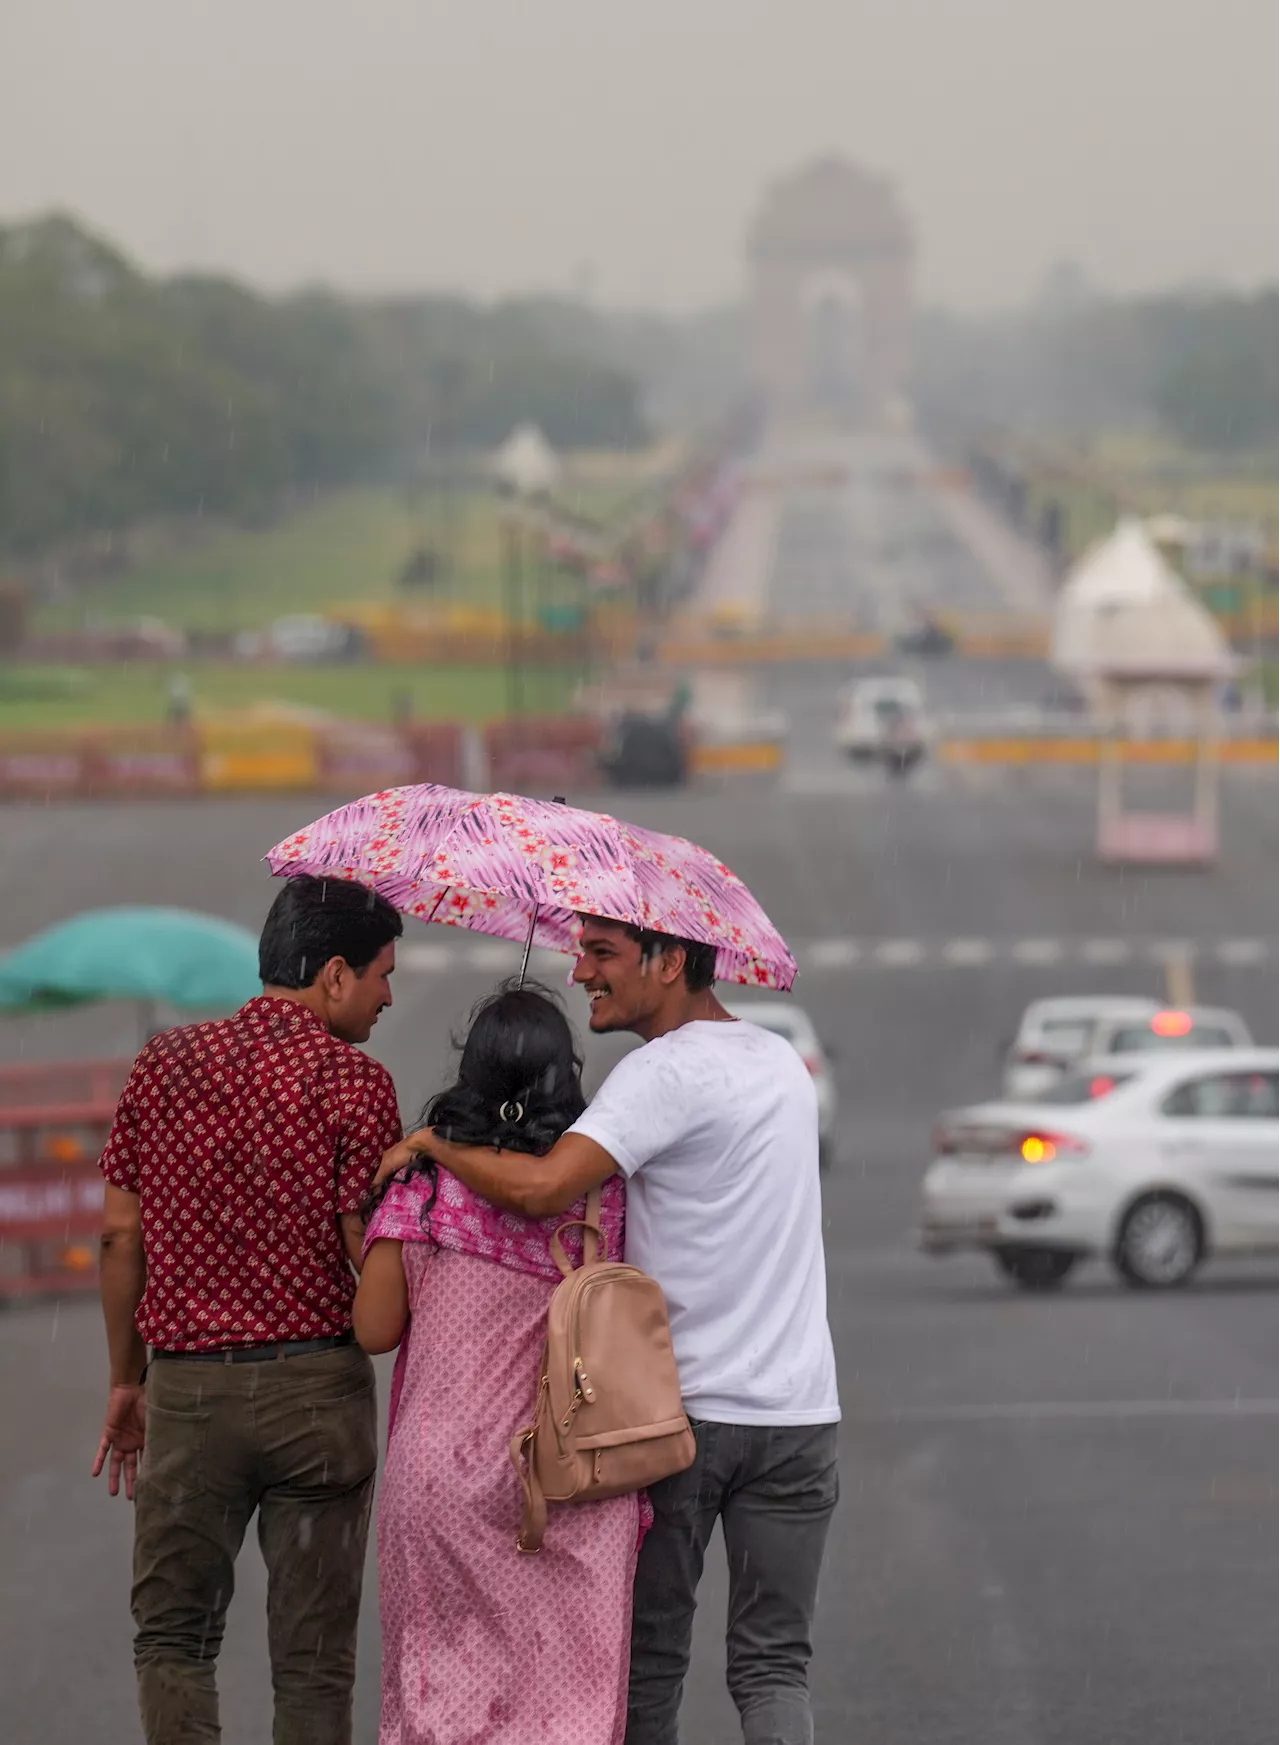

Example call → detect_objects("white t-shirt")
568 1018 840 1427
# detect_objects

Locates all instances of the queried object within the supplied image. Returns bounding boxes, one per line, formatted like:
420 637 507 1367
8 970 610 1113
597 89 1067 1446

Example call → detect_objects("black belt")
152 1330 356 1365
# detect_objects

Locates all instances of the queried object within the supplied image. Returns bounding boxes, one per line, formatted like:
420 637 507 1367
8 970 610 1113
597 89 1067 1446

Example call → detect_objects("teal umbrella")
0 907 261 1033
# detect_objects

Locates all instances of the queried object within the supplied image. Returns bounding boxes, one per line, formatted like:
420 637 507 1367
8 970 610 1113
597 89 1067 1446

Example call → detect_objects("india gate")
747 156 913 428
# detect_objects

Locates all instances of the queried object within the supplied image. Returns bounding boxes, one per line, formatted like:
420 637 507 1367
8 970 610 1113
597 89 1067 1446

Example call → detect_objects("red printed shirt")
100 995 402 1351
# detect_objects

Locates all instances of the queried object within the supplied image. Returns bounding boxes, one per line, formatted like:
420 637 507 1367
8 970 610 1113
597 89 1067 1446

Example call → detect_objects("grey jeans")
627 1418 839 1745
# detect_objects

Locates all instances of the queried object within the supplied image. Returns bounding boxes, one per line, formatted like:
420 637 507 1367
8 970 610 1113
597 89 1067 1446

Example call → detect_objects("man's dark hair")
622 923 717 992
259 874 403 988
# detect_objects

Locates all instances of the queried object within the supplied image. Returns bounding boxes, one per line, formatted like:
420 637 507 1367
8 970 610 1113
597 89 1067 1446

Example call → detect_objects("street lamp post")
492 424 562 722
503 508 525 718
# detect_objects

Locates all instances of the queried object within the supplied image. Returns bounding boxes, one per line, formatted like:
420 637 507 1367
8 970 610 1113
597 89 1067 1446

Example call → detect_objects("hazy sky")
1 0 1275 310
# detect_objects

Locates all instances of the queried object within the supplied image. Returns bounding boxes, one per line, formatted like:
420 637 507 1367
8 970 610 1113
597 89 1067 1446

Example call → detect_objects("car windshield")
1108 1024 1235 1052
1033 1071 1133 1105
1031 1018 1096 1054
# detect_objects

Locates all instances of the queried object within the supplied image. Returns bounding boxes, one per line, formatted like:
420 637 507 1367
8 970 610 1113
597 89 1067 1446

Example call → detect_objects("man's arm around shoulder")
375 1129 620 1219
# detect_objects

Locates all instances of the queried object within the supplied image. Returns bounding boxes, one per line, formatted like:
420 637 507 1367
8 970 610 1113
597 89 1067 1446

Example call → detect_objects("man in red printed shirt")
93 873 404 1745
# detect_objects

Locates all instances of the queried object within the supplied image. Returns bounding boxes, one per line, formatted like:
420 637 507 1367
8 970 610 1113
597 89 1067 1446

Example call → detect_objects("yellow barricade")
198 722 320 790
690 740 785 774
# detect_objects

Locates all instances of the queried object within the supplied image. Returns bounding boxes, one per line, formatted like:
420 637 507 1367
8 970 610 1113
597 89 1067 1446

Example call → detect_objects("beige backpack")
508 1186 696 1553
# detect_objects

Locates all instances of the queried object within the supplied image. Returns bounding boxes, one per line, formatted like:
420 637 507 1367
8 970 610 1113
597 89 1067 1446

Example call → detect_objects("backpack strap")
509 1422 547 1553
549 1184 606 1278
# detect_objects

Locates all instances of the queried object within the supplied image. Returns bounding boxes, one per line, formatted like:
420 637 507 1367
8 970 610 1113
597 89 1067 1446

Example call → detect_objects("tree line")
0 215 649 557
915 277 1278 454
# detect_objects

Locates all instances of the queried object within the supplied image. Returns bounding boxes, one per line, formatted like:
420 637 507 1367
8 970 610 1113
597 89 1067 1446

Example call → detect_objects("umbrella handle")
517 904 538 989
515 796 563 987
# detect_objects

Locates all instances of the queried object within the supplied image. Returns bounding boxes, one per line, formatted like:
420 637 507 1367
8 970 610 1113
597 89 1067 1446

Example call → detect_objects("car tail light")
1018 1130 1089 1163
1014 1049 1058 1066
933 1124 1089 1161
801 1055 822 1077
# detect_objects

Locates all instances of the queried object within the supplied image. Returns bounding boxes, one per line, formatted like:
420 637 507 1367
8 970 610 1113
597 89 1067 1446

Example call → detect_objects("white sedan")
920 1048 1278 1290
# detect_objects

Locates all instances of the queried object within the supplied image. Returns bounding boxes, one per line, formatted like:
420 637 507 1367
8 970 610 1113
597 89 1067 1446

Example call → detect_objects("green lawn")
0 661 577 732
34 489 415 633
1020 433 1278 564
32 455 667 638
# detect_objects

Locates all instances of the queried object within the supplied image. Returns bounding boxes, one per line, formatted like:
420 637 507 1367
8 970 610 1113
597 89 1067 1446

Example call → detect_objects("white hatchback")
1002 996 1252 1101
920 1048 1278 1290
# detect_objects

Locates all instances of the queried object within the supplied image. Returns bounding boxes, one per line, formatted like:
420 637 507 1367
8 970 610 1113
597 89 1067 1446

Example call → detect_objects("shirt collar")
243 993 332 1037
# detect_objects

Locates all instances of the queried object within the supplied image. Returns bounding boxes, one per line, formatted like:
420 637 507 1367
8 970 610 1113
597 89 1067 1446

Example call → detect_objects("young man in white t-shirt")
384 914 839 1745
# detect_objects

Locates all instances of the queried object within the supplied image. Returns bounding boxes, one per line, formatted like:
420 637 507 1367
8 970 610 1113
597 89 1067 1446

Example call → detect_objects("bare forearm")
100 1236 148 1385
428 1131 617 1218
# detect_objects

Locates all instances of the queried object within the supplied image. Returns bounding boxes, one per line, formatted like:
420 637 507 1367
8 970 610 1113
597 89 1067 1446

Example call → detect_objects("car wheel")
991 1246 1078 1291
1114 1194 1202 1289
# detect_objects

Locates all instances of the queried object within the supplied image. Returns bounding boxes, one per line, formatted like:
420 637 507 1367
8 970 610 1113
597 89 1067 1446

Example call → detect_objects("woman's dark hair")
259 874 403 988
364 979 586 1227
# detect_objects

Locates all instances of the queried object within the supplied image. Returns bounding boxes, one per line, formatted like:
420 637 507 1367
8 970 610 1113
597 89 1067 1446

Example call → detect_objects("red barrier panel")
483 717 603 794
81 730 200 797
398 723 466 789
315 725 419 794
0 740 85 799
0 1162 105 1298
0 1059 130 1299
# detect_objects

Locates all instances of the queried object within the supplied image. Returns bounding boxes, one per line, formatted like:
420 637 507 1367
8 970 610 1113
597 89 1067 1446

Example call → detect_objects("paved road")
1 445 1275 1743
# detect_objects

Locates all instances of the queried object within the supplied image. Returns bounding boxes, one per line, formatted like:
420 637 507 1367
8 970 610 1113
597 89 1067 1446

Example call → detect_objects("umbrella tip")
552 795 566 805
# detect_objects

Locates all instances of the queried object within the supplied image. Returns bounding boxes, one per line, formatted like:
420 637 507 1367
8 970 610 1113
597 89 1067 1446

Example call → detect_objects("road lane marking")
390 935 1277 976
1218 939 1269 966
874 939 926 966
944 938 993 965
806 939 861 968
1081 938 1132 964
1013 939 1062 965
399 942 455 972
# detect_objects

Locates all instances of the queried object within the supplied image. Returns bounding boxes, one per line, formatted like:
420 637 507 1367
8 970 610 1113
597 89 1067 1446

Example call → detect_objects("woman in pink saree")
354 984 640 1745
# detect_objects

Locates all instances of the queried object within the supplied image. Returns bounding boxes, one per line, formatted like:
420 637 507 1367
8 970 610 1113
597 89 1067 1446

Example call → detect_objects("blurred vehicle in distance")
834 675 933 776
894 616 955 658
1002 997 1252 1100
920 1048 1279 1291
723 998 836 1170
234 615 365 662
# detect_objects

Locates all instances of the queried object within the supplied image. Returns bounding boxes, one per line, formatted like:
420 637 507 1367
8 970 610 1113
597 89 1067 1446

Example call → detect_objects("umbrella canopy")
266 786 796 991
0 907 261 1014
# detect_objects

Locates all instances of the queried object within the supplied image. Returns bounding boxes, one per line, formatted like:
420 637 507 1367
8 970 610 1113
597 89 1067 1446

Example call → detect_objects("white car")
833 676 933 773
724 999 836 1170
1002 997 1252 1101
921 1047 1278 1291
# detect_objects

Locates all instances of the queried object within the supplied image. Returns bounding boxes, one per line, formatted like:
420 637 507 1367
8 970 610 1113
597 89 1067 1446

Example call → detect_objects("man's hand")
92 1384 147 1500
373 1128 437 1189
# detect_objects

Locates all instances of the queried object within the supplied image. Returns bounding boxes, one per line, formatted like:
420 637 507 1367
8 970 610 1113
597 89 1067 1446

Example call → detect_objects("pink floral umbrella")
265 784 796 991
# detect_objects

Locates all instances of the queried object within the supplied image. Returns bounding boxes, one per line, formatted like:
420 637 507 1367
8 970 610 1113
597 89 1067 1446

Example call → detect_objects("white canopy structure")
491 423 562 498
1051 519 1236 867
1051 516 1235 683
